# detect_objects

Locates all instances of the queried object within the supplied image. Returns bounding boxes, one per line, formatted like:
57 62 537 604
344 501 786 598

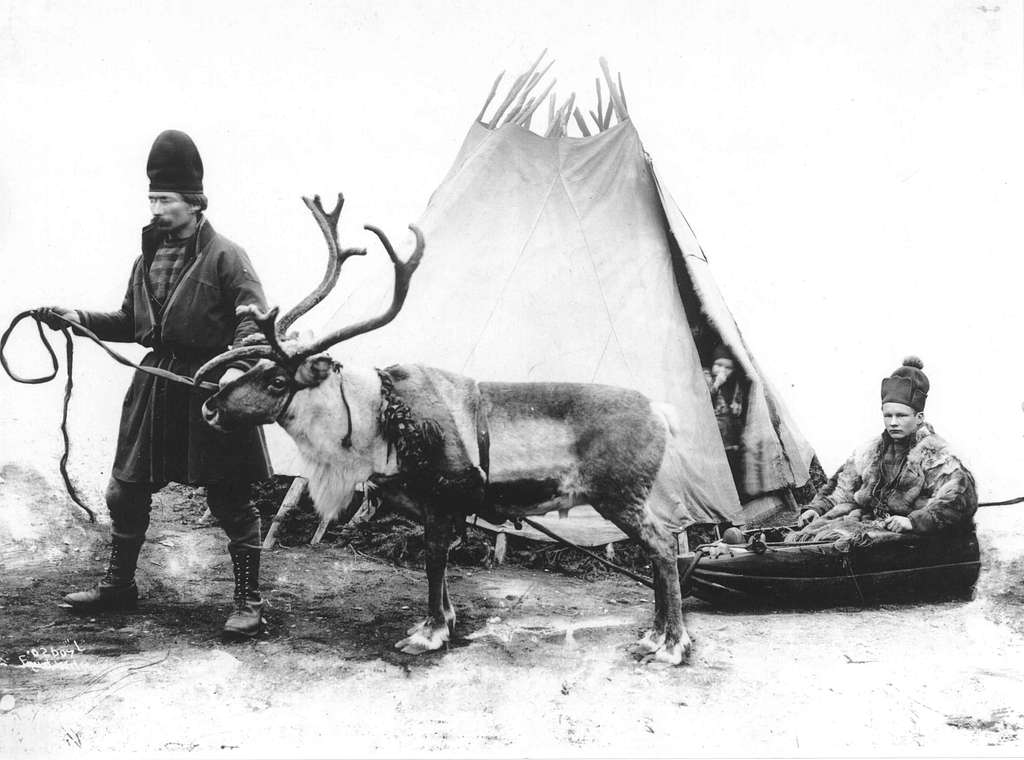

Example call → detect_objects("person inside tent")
705 344 747 483
797 357 977 534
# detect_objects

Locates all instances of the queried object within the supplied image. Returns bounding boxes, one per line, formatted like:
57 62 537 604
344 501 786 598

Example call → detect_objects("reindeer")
198 194 692 664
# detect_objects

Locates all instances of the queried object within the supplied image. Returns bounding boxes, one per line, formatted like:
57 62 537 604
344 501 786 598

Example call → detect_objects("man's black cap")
147 129 204 194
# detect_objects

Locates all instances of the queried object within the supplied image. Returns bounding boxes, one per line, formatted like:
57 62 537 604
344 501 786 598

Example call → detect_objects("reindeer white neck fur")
282 363 397 522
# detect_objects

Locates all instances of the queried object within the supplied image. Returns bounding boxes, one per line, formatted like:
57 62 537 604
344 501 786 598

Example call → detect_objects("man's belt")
149 343 224 364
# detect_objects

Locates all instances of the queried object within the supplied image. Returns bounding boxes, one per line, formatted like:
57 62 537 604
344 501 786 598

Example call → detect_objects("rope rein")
1 310 219 523
2 311 96 521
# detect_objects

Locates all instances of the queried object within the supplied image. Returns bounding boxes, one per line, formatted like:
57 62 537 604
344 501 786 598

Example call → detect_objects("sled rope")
521 516 655 589
1 310 219 523
979 496 1024 507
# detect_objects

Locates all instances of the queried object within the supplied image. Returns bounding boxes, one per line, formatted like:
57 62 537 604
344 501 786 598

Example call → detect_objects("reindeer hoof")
651 639 687 666
635 629 666 655
395 620 449 655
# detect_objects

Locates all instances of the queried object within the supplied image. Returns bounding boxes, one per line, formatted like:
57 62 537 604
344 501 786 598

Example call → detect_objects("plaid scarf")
148 234 191 306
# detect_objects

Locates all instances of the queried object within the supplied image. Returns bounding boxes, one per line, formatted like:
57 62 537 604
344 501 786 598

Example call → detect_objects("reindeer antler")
292 223 425 359
277 194 367 335
194 192 425 384
239 305 288 355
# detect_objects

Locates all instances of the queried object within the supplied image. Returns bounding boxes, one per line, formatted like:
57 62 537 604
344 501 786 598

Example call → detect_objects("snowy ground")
1 458 1024 758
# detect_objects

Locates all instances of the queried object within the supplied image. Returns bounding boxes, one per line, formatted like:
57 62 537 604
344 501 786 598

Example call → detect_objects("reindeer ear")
294 356 335 387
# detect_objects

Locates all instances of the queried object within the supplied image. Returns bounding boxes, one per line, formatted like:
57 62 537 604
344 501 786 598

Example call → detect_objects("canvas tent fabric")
652 174 816 498
268 117 814 545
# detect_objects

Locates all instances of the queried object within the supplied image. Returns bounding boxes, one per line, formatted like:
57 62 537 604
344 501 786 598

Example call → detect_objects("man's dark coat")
77 218 272 485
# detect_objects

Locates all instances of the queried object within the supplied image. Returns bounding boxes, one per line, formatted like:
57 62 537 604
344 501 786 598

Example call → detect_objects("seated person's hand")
729 401 743 416
883 515 913 533
34 306 79 330
797 509 820 527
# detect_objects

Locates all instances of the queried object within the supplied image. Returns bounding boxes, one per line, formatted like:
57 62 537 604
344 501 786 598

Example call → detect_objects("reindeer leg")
593 501 690 665
395 506 458 655
648 550 687 665
441 575 456 632
637 560 667 654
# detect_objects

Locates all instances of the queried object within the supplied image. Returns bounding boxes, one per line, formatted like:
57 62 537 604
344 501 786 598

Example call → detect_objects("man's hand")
883 515 913 533
34 307 79 331
797 509 820 528
219 367 245 389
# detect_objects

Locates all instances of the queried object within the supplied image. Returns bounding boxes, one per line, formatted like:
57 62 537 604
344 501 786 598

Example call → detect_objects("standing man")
797 357 977 534
36 130 272 638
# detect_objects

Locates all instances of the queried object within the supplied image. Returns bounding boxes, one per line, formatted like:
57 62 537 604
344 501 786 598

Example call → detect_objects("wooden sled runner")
679 527 981 607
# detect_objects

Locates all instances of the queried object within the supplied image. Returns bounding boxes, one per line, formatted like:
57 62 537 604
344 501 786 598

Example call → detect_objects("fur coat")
807 422 977 533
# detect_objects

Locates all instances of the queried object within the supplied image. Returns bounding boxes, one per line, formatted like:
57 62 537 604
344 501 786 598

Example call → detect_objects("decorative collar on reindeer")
376 368 445 471
370 365 489 504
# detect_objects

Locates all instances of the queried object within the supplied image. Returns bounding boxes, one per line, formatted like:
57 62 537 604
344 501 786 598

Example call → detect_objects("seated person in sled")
797 357 977 534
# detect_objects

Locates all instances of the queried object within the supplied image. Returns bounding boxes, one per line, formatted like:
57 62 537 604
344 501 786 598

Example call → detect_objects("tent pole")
263 476 308 549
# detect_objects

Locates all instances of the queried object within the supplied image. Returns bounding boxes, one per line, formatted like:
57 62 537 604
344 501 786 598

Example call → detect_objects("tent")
270 57 816 546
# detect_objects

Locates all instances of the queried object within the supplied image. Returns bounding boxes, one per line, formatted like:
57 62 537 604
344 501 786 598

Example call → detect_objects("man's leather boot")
223 547 264 639
62 536 143 611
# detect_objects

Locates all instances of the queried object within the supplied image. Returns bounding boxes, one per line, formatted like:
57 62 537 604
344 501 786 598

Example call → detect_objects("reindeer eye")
268 377 289 392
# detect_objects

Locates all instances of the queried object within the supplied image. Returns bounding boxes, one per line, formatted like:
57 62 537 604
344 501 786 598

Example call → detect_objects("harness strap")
468 382 655 587
338 366 354 448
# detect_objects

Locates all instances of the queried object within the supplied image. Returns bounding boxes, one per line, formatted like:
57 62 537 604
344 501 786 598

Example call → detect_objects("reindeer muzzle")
201 401 221 428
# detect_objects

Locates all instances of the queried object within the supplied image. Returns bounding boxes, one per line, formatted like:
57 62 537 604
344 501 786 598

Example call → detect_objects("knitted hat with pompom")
881 356 929 412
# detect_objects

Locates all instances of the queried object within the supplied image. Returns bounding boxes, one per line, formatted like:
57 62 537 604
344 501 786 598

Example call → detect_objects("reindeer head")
198 193 424 434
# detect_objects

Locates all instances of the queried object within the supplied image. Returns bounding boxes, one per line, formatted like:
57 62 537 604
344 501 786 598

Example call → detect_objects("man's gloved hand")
883 515 913 533
797 508 820 528
34 307 79 331
218 367 245 389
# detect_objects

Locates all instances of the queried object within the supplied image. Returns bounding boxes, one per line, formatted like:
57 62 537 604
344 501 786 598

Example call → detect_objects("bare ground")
2 462 1024 758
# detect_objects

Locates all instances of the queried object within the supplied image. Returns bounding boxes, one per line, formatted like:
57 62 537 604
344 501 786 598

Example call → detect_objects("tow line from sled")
0 309 219 522
519 516 722 592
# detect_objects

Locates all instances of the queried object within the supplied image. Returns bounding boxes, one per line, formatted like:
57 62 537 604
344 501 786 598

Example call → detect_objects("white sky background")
1 0 1022 503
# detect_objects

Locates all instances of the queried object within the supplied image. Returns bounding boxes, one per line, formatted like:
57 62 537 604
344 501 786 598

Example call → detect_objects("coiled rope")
1 310 219 523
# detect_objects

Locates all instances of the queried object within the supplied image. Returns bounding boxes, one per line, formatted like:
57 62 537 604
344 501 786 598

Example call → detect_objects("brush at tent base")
477 51 630 137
